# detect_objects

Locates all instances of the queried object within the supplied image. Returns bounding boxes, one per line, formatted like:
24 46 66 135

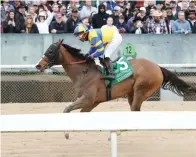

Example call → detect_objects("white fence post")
110 131 117 157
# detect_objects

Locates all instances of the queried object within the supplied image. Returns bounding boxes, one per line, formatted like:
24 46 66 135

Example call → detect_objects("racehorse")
36 39 196 139
36 39 196 113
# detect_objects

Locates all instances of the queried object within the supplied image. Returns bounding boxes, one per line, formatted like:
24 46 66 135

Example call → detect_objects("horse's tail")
160 67 196 96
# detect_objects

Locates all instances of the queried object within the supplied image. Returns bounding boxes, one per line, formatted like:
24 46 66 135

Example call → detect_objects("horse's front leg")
63 85 97 113
63 95 88 113
63 87 97 139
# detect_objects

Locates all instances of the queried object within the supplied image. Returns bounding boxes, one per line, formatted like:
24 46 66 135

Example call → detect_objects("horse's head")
36 39 64 72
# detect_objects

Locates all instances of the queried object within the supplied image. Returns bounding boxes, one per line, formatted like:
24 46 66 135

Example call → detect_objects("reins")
62 51 87 65
67 60 87 65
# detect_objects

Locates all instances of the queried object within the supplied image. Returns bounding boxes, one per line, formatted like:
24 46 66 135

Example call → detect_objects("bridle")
43 40 87 67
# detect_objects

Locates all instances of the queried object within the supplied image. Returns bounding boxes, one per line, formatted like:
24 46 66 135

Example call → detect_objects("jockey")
73 23 122 80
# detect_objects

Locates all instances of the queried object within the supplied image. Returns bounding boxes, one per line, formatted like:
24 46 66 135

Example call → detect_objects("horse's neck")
62 63 89 84
60 47 96 84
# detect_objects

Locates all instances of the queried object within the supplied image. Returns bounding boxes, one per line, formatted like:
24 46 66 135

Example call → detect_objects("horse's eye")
48 49 53 54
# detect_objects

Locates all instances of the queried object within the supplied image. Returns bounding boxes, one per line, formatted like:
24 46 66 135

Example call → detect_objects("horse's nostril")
36 64 41 69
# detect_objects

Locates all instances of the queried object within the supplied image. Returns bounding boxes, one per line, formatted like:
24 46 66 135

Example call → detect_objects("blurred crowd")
1 0 196 34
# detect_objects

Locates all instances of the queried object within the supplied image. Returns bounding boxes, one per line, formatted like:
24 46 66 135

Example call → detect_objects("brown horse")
36 39 196 113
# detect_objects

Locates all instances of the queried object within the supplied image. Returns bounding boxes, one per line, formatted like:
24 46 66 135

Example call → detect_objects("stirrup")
102 75 115 80
102 71 115 80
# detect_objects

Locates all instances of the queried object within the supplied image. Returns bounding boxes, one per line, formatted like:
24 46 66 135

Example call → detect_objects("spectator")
105 0 117 11
170 0 181 19
66 0 82 17
101 16 119 35
178 0 188 10
3 9 19 33
30 1 40 6
162 10 172 34
36 10 54 34
188 1 196 12
65 6 80 33
147 10 168 34
137 7 148 23
123 2 134 22
163 0 172 10
146 8 155 23
1 0 14 26
116 0 125 9
92 4 109 28
130 16 147 34
172 11 192 34
37 5 46 15
187 10 196 33
180 1 190 19
112 6 123 25
127 7 147 32
155 1 164 11
127 8 139 31
15 4 26 33
105 16 114 27
166 6 177 21
50 3 60 22
59 5 67 23
32 3 39 15
39 0 52 12
25 15 39 33
49 12 67 34
27 5 37 23
52 0 61 6
51 3 60 14
79 0 97 19
13 0 22 12
146 0 156 17
115 15 128 33
81 16 92 30
103 1 113 16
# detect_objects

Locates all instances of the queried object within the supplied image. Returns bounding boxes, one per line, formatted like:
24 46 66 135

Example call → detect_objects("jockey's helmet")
73 23 89 42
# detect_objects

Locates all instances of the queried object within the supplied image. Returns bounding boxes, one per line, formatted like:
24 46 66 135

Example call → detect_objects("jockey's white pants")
103 29 122 61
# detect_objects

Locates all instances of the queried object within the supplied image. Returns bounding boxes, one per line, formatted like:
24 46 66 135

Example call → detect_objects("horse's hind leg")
127 93 134 109
131 91 145 111
130 81 148 111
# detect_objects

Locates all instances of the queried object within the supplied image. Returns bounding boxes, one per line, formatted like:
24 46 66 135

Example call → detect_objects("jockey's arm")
89 37 104 58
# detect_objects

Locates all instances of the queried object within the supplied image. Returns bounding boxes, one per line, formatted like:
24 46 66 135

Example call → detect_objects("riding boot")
103 57 115 80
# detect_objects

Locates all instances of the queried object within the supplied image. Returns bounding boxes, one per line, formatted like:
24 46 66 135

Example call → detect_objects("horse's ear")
60 39 64 44
58 39 64 48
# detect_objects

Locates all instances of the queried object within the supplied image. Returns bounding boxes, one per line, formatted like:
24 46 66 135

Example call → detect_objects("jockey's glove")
84 53 94 61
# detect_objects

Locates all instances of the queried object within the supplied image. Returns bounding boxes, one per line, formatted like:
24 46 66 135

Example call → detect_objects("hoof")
63 109 70 113
64 133 69 139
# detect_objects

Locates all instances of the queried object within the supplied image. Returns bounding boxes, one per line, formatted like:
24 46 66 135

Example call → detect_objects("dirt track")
1 101 196 157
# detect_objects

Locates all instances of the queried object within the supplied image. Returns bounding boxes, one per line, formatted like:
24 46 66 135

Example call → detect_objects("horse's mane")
62 43 86 60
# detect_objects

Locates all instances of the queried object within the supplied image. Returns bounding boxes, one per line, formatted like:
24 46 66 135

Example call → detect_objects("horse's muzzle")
35 64 46 72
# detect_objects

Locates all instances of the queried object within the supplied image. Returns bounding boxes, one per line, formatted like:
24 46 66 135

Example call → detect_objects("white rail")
1 112 196 157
